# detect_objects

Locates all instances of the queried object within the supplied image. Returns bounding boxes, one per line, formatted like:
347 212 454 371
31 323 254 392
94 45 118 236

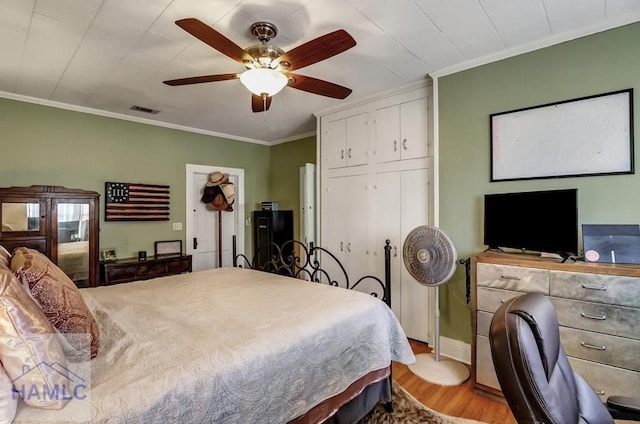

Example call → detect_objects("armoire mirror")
1 201 43 233
56 202 91 283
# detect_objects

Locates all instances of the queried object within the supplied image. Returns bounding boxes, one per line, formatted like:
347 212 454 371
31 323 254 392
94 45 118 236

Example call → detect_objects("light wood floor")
392 339 517 424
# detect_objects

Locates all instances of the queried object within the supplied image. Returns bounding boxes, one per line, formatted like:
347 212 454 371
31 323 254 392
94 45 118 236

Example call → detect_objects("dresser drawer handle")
581 312 607 320
582 283 607 291
581 342 606 351
500 275 521 281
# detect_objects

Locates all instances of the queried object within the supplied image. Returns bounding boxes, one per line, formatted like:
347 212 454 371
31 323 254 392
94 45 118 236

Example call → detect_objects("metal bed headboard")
232 236 392 307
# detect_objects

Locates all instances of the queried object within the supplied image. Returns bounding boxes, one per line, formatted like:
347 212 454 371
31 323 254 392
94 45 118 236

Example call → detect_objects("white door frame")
186 164 245 264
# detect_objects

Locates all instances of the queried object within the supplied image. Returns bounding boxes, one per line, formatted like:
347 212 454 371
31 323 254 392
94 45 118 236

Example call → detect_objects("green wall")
0 97 273 258
268 135 317 241
438 22 640 344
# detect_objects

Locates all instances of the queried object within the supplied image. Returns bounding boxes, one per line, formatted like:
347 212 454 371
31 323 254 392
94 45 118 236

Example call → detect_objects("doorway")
186 164 245 271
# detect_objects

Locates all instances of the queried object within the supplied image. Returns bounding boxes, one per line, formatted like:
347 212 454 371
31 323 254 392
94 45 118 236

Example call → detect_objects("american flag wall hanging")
105 182 170 221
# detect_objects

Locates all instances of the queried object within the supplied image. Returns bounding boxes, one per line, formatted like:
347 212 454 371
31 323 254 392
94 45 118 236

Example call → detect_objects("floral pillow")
11 247 99 360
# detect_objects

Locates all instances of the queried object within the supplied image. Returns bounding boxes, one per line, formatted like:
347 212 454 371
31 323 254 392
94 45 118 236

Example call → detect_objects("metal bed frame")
231 236 395 417
232 236 392 307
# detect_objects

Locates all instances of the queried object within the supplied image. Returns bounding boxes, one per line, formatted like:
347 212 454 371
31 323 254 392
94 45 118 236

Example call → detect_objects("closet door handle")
403 138 407 150
340 241 344 252
348 148 352 158
340 149 344 159
346 242 351 253
393 246 398 257
393 140 397 152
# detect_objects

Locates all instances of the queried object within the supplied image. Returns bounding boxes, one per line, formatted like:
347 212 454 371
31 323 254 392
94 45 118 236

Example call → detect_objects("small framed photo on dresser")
101 248 117 262
154 240 182 257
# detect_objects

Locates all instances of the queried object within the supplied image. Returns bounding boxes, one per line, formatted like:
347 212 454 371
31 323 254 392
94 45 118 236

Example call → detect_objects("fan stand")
408 286 470 386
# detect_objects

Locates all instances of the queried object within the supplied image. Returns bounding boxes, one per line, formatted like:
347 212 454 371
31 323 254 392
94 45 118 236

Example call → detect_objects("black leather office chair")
489 293 640 423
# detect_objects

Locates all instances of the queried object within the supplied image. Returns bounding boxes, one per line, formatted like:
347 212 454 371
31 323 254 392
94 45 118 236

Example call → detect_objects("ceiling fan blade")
175 18 251 64
286 74 352 99
163 73 239 86
276 29 356 71
251 94 272 112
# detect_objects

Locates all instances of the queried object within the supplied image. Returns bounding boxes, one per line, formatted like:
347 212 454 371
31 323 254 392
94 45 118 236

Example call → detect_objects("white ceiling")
1 0 639 144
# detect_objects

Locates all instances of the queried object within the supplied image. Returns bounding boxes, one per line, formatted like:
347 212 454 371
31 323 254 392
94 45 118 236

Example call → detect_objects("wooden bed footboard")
232 236 392 308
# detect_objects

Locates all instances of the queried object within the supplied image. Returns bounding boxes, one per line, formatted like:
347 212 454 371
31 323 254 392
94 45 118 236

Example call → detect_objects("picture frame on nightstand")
154 240 182 258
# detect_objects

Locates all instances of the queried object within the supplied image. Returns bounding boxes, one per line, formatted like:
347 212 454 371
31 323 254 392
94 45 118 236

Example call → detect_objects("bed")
2 241 415 424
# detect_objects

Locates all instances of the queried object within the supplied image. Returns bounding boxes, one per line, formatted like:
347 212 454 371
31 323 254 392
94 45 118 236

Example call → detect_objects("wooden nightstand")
100 254 192 285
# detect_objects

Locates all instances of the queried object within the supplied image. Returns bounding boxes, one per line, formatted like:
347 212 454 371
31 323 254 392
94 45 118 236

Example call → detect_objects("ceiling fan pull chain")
263 95 267 121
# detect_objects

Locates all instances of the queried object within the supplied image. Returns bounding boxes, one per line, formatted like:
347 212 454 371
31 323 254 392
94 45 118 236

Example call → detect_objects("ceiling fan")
163 18 356 112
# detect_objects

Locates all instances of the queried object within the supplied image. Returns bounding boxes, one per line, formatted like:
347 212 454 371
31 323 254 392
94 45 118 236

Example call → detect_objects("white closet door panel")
323 119 346 169
400 168 430 342
375 172 402 317
344 174 370 288
374 105 401 163
322 175 348 283
322 174 369 287
400 98 429 160
346 113 369 167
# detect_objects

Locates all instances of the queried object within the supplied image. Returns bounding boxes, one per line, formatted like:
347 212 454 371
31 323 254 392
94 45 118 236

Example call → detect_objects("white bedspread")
15 267 414 423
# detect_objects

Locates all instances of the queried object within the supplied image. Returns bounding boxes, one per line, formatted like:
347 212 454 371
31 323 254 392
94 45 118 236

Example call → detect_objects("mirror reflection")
57 203 90 284
1 203 40 232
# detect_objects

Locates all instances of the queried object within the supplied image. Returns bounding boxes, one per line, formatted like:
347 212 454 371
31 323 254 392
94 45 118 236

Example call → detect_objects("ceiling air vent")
130 105 160 114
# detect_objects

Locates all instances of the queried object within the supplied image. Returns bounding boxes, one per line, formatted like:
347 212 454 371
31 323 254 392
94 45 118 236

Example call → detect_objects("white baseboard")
438 336 471 365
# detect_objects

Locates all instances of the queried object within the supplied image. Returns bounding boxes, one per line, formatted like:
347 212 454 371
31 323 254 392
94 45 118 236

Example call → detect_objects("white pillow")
0 245 10 268
0 363 17 424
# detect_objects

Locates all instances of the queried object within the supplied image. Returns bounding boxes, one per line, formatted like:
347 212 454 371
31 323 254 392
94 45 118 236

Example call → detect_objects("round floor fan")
403 225 470 386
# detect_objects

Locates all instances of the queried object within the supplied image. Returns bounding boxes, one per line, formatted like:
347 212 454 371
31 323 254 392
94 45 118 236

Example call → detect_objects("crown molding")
314 79 432 118
431 14 640 78
0 90 273 146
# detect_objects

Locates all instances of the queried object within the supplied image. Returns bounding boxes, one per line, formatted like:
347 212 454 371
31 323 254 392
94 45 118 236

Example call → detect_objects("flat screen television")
484 188 578 257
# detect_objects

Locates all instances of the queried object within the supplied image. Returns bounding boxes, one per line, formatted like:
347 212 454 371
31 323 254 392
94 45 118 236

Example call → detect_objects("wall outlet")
172 222 182 231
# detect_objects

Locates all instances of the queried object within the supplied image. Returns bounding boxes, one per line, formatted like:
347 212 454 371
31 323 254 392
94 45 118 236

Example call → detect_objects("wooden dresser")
100 254 192 285
472 252 640 401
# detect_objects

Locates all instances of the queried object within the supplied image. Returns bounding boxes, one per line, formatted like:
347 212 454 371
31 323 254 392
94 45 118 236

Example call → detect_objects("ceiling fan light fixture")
240 68 288 97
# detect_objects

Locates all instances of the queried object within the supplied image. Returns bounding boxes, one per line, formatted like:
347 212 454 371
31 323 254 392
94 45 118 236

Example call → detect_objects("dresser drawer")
550 270 640 308
105 265 136 283
475 335 500 390
477 286 522 313
476 311 493 337
568 357 640 400
550 297 640 340
167 257 191 273
136 262 166 278
560 326 640 371
477 263 549 293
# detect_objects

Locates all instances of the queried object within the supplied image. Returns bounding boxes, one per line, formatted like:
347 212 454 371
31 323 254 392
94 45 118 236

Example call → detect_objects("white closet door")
374 105 401 162
322 174 368 286
323 119 346 169
375 172 402 317
400 98 429 160
400 168 430 342
343 173 370 287
346 113 369 167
